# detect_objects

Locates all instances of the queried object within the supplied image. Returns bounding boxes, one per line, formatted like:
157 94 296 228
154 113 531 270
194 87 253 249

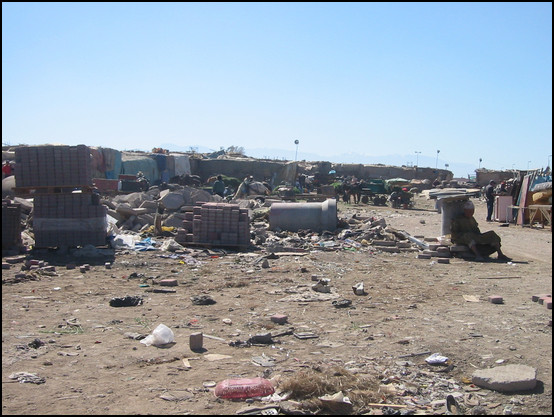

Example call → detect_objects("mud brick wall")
14 145 92 187
2 200 22 249
33 193 107 248
180 202 250 246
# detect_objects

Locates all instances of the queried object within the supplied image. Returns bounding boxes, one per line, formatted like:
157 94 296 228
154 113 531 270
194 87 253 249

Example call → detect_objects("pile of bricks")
14 145 92 188
13 144 107 248
177 202 250 247
2 200 22 250
32 193 107 248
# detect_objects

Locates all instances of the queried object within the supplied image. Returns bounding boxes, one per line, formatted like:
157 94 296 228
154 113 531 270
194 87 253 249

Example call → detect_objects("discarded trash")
446 394 461 414
293 332 319 340
189 332 203 351
332 299 352 308
312 279 331 293
214 377 274 399
191 295 216 305
140 324 175 347
248 333 274 344
9 372 46 384
352 282 365 295
319 391 353 413
425 352 449 365
109 295 143 307
252 354 276 367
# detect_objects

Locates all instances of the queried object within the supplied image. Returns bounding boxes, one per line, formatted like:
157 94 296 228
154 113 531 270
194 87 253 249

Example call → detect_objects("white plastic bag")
425 352 448 365
140 324 175 346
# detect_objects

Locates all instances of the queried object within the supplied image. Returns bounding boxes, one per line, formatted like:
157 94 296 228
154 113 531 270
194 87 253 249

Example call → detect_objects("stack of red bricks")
2 200 22 250
178 202 250 247
14 145 92 188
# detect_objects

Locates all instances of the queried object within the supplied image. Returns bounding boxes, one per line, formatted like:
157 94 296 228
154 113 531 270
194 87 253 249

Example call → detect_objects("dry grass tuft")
279 365 381 414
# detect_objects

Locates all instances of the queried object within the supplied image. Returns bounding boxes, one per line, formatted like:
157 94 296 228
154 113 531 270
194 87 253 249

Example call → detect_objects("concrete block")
532 294 551 302
538 296 550 305
488 295 504 304
189 332 203 351
160 192 185 210
116 203 138 217
544 297 552 309
159 279 178 286
437 258 450 264
270 314 288 324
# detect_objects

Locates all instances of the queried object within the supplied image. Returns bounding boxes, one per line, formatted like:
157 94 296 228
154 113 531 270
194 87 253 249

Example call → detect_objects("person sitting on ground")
450 200 511 262
212 175 226 197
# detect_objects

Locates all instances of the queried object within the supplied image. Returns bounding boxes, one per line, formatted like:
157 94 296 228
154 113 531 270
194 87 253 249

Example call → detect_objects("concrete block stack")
14 145 92 188
177 202 250 247
14 145 106 248
32 193 107 247
2 200 22 250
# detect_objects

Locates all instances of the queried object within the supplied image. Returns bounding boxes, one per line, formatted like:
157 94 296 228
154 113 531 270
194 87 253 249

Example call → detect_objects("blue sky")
2 2 552 177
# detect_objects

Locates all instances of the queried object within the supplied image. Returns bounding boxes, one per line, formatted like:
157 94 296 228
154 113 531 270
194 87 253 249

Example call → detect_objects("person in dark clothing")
484 180 496 221
451 200 511 262
212 175 226 197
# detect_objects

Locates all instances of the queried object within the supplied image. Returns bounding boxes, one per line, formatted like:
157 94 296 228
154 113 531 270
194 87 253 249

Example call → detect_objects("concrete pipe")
269 198 337 233
437 195 470 236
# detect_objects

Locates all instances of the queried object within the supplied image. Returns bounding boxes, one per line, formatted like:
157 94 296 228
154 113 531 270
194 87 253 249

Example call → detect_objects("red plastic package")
214 377 274 399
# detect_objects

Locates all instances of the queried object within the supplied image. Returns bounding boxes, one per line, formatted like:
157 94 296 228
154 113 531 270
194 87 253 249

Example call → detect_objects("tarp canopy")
170 154 191 176
121 152 159 184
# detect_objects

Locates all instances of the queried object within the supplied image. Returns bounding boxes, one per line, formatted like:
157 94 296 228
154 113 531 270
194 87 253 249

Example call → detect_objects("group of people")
389 187 413 209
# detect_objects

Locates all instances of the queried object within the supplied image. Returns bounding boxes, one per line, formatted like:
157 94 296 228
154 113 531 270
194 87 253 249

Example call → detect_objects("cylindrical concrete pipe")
269 198 337 233
437 195 470 236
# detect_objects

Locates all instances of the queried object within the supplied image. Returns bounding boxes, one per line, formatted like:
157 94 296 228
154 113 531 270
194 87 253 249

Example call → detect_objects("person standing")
484 180 496 221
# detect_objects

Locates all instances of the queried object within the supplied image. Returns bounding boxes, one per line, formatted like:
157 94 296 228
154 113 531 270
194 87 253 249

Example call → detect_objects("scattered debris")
109 295 143 307
9 372 46 384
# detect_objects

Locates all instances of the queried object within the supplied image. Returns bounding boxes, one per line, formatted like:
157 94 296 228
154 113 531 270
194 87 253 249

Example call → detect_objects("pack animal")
234 181 270 199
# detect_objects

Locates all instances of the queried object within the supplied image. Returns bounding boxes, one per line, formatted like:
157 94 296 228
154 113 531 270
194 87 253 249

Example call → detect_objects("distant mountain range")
159 143 477 179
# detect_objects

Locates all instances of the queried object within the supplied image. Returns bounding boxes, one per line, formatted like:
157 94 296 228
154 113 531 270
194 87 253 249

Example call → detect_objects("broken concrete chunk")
160 192 185 210
472 364 537 392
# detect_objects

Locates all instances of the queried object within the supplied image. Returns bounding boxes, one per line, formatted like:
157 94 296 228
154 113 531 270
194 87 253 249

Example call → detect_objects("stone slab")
472 364 537 392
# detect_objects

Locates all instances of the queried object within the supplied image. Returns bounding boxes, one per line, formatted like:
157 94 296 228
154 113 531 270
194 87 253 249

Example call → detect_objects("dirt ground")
2 195 552 415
